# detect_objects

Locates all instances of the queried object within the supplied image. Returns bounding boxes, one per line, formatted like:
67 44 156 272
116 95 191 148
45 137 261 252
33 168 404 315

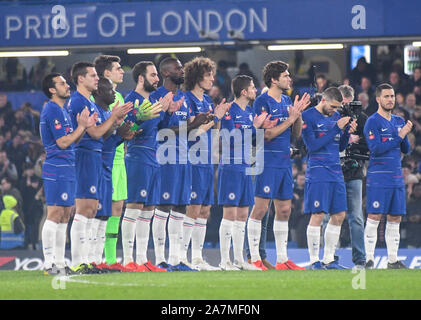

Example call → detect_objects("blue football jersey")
301 107 350 182
219 102 255 170
364 112 410 187
40 101 75 181
253 92 293 168
96 106 122 179
151 86 189 164
68 91 103 152
185 91 214 167
125 90 172 166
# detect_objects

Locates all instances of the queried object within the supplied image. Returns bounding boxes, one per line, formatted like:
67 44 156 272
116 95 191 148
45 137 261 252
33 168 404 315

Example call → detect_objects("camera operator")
337 84 368 268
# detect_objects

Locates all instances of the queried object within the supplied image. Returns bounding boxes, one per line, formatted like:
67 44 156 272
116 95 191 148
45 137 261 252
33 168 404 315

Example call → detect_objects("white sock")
273 220 289 264
135 210 154 265
70 214 88 267
385 221 400 264
167 211 184 266
181 215 196 262
88 218 100 263
95 220 107 264
219 218 233 265
152 209 169 265
364 218 379 262
232 220 246 264
322 223 342 264
192 218 207 261
121 208 140 265
306 225 321 264
42 219 58 269
247 218 262 262
55 223 68 268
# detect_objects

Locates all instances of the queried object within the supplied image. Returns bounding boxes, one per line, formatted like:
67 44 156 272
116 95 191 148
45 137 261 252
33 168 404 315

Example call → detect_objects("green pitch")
0 269 420 300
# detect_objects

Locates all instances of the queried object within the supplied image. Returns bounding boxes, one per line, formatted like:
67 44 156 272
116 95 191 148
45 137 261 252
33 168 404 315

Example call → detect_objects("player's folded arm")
302 123 341 153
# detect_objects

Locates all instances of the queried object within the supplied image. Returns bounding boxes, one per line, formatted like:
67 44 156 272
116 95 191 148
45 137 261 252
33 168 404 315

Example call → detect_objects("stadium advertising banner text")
1 0 420 48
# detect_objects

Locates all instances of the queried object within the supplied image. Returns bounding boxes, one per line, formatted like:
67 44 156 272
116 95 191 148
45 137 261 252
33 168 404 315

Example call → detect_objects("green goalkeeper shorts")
112 162 127 201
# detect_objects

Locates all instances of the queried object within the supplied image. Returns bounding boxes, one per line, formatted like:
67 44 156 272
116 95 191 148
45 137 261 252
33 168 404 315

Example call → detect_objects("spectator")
236 62 259 87
414 85 421 105
10 109 32 136
409 66 421 91
349 57 376 87
25 137 43 168
356 76 375 100
215 60 232 99
403 93 417 116
0 194 25 249
5 133 27 178
29 57 56 90
404 183 421 248
395 92 406 108
0 151 18 182
357 92 370 111
0 93 14 125
21 102 40 135
0 176 23 220
21 173 43 250
389 71 411 96
3 58 27 91
315 74 330 93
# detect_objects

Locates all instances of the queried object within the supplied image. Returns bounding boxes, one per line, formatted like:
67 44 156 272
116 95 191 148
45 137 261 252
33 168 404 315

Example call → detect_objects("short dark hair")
262 61 289 88
71 62 94 85
159 57 180 74
42 72 62 99
132 61 154 83
93 55 121 77
231 75 253 98
322 87 343 103
183 57 216 91
375 83 394 97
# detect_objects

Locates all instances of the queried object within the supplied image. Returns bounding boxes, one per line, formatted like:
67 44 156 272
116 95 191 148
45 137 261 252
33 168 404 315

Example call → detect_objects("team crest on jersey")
162 192 170 200
228 193 236 200
90 186 96 194
373 201 380 209
314 200 320 208
140 189 147 197
61 193 68 201
191 191 197 199
54 119 62 130
263 186 270 193
249 114 253 122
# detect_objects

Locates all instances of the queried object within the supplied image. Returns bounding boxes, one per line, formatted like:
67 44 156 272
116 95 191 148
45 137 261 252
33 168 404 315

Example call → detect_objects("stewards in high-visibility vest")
0 195 25 249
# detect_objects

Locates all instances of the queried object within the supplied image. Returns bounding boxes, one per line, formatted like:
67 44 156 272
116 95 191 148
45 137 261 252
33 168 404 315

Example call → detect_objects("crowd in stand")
0 53 421 250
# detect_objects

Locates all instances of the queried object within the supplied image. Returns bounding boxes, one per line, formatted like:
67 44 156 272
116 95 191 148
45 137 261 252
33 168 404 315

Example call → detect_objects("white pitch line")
61 275 167 287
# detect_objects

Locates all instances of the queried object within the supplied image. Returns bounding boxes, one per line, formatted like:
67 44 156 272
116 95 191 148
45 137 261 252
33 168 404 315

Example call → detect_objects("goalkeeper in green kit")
94 55 161 271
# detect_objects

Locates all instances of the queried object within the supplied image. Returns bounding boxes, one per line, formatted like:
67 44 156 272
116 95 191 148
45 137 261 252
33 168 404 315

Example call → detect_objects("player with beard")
121 61 182 272
182 57 232 270
302 87 357 269
40 73 97 275
363 83 412 269
151 57 210 271
247 61 310 270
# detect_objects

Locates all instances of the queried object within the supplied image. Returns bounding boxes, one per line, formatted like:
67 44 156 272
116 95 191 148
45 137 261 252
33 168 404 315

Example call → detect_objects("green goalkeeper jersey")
110 91 125 164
